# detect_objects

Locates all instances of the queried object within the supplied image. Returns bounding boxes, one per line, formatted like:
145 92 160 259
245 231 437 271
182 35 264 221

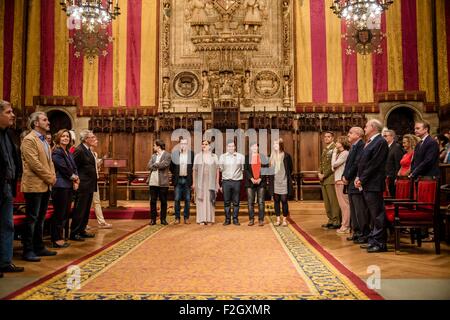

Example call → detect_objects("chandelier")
60 0 120 32
330 0 393 30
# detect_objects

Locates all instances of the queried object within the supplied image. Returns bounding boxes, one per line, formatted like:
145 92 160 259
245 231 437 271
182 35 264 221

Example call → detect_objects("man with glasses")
382 129 404 197
70 130 97 241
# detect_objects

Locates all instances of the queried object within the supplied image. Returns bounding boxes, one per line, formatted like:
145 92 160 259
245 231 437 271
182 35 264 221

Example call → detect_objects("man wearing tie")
21 112 57 261
355 119 389 253
409 121 440 179
383 129 404 197
70 130 98 241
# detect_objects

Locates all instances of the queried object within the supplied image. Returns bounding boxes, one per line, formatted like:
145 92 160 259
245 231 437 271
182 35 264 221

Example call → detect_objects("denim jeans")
23 191 50 254
223 180 241 221
174 177 191 220
0 183 14 267
247 186 265 221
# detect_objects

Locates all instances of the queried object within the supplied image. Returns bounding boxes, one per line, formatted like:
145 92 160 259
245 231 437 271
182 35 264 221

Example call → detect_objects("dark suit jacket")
410 135 440 178
268 152 294 198
73 144 97 193
0 129 21 197
170 150 194 187
244 153 269 188
357 134 389 192
385 142 404 178
52 146 78 189
342 139 364 194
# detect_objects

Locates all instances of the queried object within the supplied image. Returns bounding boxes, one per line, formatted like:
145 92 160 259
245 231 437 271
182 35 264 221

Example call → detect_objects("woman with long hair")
398 134 419 177
51 129 79 248
269 138 293 226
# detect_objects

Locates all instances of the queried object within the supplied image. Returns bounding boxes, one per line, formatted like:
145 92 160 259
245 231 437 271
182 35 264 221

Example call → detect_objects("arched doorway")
47 110 72 134
386 106 416 139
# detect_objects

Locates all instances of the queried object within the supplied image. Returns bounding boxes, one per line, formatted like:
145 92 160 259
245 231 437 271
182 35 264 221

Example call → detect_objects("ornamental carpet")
6 217 382 300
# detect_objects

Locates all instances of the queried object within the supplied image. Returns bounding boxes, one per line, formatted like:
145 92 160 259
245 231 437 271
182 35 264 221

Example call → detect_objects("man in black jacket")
410 121 440 179
355 119 389 253
170 138 195 224
70 130 98 241
0 100 24 276
383 129 404 197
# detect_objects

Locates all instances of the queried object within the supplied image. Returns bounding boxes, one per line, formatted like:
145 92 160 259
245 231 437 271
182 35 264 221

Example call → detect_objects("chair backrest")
416 177 438 210
395 177 413 200
14 181 25 203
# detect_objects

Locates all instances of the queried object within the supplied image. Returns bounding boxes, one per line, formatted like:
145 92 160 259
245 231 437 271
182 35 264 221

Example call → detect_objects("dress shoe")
321 223 332 228
51 242 70 249
258 220 264 226
233 220 240 226
353 238 368 244
328 224 340 229
149 220 156 225
223 220 231 226
367 245 387 253
174 219 180 225
161 220 168 225
98 223 113 229
184 219 191 224
346 235 357 241
248 220 255 226
69 235 85 242
360 244 373 249
35 249 57 257
0 264 25 273
80 232 95 238
22 252 41 262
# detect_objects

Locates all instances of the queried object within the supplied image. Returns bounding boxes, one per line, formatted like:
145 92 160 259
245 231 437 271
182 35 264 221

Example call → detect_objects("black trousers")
273 193 289 217
349 192 370 238
150 186 168 222
70 192 93 237
363 191 387 247
387 176 396 198
23 191 50 254
51 188 73 242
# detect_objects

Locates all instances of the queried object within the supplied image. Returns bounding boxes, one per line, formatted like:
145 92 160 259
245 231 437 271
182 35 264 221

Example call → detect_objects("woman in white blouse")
331 136 351 234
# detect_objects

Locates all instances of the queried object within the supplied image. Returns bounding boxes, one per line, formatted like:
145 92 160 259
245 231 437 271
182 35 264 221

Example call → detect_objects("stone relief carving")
174 72 200 98
254 71 280 98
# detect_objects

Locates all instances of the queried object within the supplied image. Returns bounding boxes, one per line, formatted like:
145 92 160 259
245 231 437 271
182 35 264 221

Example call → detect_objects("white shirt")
149 151 164 186
179 152 188 177
219 152 245 180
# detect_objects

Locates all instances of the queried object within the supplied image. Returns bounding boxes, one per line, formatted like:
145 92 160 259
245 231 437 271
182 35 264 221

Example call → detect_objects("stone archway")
47 109 73 134
385 105 419 138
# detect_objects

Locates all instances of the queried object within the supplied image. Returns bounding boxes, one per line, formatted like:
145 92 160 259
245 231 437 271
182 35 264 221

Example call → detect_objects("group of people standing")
0 102 112 278
319 119 441 253
147 137 294 228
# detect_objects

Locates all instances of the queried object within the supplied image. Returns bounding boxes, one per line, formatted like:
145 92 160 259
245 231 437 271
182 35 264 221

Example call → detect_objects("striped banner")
295 0 440 106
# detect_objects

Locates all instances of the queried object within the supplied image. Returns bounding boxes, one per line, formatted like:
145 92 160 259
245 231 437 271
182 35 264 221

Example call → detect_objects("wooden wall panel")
112 133 134 172
299 132 320 172
93 133 110 160
134 133 154 171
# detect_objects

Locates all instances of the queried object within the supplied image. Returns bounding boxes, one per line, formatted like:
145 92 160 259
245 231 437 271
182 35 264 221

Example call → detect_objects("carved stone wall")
159 0 295 114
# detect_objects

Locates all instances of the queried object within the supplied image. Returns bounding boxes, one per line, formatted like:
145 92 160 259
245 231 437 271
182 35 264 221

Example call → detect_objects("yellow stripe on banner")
357 54 373 103
26 0 40 107
53 0 69 96
10 0 24 108
140 0 157 107
83 57 99 106
417 0 435 102
295 0 312 103
0 0 4 100
386 0 404 91
325 4 343 103
437 0 450 105
113 0 127 107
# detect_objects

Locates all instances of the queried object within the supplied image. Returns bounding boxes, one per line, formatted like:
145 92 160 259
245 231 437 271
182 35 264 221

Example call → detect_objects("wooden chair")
391 177 440 254
299 171 322 201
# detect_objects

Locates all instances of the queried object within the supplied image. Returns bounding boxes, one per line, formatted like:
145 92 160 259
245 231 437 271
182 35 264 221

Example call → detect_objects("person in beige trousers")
332 136 350 234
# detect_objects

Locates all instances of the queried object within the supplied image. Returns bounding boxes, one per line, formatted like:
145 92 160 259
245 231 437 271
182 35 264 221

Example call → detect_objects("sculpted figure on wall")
243 0 267 32
185 0 210 35
201 70 210 99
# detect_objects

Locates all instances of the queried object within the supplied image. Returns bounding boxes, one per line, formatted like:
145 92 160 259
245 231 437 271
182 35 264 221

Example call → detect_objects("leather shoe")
353 238 368 244
80 232 95 238
346 235 357 241
184 219 190 224
233 220 240 226
161 220 168 225
328 225 340 229
51 242 70 249
367 245 387 253
0 264 25 273
69 235 85 242
258 220 264 226
149 220 156 225
36 249 57 257
22 252 41 262
360 244 373 249
321 223 332 228
223 220 231 226
248 220 255 226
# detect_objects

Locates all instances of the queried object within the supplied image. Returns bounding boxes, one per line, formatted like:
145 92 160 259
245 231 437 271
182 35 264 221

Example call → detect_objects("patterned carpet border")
5 217 383 300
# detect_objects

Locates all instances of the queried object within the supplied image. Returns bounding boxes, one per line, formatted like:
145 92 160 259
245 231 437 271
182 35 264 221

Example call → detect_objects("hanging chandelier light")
330 0 393 30
60 0 120 32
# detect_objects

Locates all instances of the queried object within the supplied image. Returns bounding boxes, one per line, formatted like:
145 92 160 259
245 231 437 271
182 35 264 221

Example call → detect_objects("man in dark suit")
0 100 24 276
170 138 194 224
355 119 389 253
342 127 369 244
70 130 98 241
409 121 440 179
383 129 404 197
